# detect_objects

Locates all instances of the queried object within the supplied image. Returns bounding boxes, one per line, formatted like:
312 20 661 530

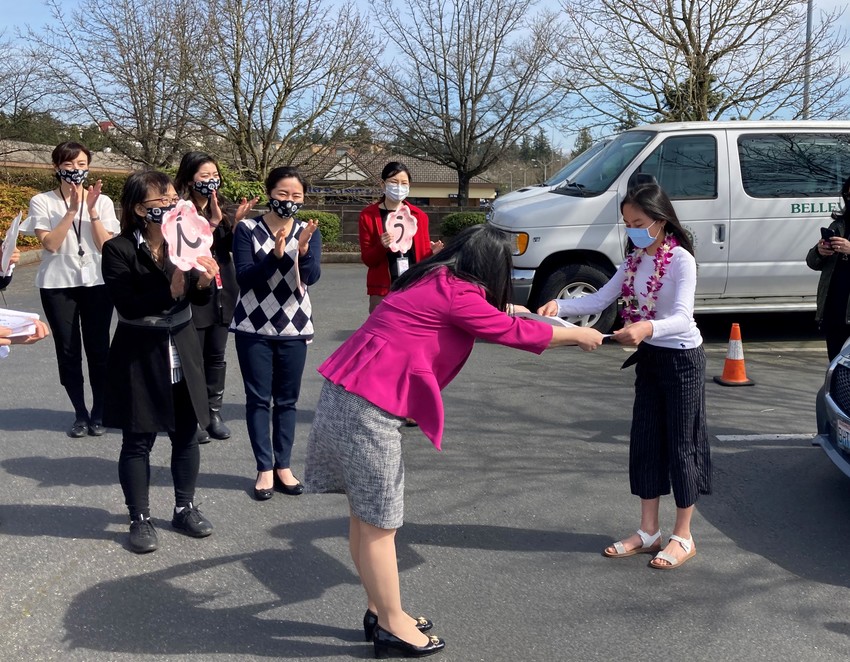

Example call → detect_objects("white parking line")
715 433 815 441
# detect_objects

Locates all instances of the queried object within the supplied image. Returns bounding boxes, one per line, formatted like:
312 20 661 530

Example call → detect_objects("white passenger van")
491 139 610 207
490 121 850 331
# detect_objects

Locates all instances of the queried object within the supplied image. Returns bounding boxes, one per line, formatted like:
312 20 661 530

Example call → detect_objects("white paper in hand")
161 200 214 272
0 307 40 337
1 211 23 276
514 311 577 328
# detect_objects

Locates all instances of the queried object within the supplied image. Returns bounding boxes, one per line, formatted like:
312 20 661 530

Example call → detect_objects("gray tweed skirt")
304 380 406 529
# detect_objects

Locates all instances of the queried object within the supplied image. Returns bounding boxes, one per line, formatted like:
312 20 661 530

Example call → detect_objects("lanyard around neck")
58 187 86 257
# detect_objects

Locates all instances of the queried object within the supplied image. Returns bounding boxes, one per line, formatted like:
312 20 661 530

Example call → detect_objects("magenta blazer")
318 267 552 449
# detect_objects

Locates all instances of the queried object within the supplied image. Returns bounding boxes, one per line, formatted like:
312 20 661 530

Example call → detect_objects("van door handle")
714 224 726 243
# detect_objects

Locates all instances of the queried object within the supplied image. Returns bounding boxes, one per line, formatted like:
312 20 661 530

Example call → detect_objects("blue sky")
2 0 847 150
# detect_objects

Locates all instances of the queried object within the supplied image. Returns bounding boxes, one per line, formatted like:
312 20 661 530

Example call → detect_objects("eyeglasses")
144 196 181 206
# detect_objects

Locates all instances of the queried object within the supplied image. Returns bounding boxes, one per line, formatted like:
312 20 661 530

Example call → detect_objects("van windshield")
545 139 610 186
554 130 656 197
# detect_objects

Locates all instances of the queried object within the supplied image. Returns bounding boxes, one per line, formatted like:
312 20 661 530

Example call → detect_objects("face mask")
145 204 176 225
193 178 220 198
626 221 660 249
57 168 89 185
384 183 410 202
269 199 301 219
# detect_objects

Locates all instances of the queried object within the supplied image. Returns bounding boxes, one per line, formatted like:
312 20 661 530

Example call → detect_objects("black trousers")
39 285 113 422
629 344 711 508
118 381 200 518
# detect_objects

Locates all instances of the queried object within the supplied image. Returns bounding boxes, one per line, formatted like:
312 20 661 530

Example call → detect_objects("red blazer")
358 201 433 296
318 267 552 449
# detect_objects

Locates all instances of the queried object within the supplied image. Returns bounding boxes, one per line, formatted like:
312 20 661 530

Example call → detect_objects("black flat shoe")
128 516 158 554
273 472 304 496
254 474 274 501
88 422 106 436
372 624 445 658
364 610 433 642
67 419 88 438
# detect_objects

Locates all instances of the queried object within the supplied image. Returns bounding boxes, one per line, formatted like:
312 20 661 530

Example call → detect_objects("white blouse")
28 190 120 289
556 246 703 349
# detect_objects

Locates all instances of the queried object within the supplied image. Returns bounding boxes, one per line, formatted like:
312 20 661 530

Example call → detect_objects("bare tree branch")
553 0 849 128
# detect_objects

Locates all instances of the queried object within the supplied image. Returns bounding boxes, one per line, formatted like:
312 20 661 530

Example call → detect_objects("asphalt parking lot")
1 261 849 661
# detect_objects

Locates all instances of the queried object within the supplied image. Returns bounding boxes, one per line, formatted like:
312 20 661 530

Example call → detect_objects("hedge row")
440 211 486 238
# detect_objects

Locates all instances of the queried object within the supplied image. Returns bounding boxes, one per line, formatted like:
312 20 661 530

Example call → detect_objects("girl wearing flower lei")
538 183 710 570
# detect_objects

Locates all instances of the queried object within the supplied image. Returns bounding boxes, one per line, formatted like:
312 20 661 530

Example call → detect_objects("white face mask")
384 182 410 202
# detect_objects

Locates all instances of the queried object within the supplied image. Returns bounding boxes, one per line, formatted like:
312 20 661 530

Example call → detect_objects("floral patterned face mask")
193 178 220 198
269 199 301 219
57 168 89 185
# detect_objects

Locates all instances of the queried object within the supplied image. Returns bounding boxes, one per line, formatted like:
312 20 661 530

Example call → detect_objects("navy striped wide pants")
628 343 711 508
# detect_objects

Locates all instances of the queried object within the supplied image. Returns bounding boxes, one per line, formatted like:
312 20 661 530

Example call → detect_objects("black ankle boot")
206 410 231 440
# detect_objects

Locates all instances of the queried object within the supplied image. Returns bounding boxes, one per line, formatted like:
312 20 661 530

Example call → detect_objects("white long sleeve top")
556 246 703 349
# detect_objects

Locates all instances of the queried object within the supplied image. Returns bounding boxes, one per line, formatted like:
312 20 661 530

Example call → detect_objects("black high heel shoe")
372 624 444 658
273 472 304 496
363 610 433 641
253 474 273 501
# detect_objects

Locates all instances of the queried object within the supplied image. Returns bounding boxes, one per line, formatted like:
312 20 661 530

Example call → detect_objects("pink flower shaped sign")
384 205 418 253
162 200 214 272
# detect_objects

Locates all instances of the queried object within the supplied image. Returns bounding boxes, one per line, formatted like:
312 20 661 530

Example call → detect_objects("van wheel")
536 264 618 332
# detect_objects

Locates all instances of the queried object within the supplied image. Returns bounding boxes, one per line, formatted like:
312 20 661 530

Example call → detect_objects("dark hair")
391 223 512 310
174 151 222 197
835 174 850 220
52 141 92 166
265 166 308 196
119 170 174 234
621 183 695 257
379 161 412 203
52 142 92 174
381 161 412 182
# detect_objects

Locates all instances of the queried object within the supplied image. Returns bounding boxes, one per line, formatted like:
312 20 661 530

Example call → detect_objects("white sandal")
603 528 662 558
650 534 696 569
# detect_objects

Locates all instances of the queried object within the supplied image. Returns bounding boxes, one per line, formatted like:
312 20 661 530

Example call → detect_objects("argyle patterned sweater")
230 216 322 340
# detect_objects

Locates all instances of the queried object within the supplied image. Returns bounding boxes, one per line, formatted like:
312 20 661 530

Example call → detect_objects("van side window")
634 135 717 199
739 133 850 198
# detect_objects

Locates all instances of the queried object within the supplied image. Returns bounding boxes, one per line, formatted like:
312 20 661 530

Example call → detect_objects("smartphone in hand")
821 227 837 242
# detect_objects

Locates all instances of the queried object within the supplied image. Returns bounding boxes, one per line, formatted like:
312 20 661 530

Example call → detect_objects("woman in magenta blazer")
305 224 603 658
358 161 443 313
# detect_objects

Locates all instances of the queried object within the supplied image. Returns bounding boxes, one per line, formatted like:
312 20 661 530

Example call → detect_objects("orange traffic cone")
713 323 754 386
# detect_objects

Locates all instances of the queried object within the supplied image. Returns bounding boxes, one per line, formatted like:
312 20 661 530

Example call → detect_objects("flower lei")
620 234 679 324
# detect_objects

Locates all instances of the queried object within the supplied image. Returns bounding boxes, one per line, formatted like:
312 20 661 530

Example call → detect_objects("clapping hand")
235 196 261 223
209 190 223 228
86 179 103 215
297 220 319 256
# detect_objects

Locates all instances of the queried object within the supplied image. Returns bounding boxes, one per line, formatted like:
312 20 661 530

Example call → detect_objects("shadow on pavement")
0 504 123 543
61 516 609 657
699 432 850 589
1 455 252 493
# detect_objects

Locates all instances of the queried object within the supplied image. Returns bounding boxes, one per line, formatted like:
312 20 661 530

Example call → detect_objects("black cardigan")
100 232 211 432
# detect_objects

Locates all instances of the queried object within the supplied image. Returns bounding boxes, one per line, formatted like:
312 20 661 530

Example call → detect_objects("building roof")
301 147 491 186
0 140 135 173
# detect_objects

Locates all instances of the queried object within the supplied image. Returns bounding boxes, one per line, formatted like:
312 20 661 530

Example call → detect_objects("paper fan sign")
1 211 23 276
161 200 214 272
384 205 418 254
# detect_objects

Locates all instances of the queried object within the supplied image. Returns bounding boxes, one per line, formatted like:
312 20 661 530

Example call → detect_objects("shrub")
299 209 341 243
323 241 359 253
0 167 128 201
440 211 486 238
0 184 42 247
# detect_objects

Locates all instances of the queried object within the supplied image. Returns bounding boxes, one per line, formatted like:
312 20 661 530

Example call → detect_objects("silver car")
814 346 850 477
